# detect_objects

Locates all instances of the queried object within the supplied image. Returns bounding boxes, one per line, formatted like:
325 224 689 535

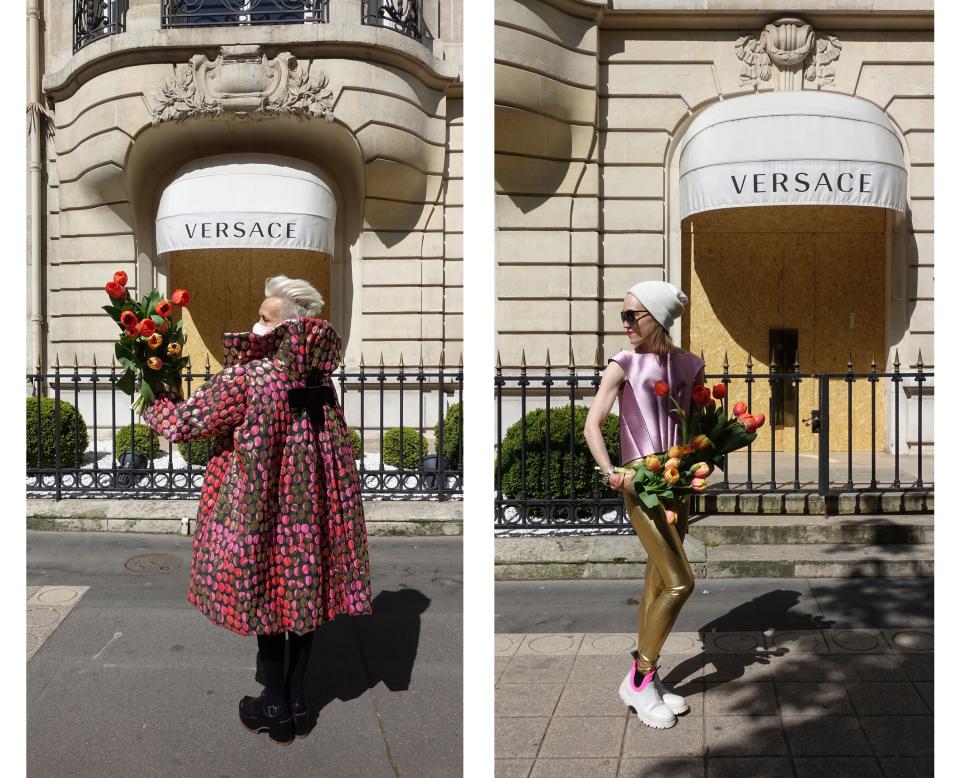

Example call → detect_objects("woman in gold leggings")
585 280 704 730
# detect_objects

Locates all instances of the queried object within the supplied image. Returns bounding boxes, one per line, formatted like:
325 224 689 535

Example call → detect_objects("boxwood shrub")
347 428 363 460
114 423 164 461
178 440 212 467
498 405 620 500
383 427 428 469
433 401 463 469
26 396 89 468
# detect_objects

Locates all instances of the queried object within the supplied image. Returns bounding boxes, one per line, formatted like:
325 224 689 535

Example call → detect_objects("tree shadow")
645 586 933 775
666 589 835 695
254 589 431 733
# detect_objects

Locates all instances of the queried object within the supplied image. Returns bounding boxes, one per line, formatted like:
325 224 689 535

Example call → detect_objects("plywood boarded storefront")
682 205 886 452
170 248 331 374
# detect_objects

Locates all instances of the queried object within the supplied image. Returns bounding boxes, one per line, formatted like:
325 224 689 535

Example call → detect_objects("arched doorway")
674 91 907 453
156 154 336 373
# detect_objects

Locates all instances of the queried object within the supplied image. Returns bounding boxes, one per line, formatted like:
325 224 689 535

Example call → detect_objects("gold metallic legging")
623 458 695 674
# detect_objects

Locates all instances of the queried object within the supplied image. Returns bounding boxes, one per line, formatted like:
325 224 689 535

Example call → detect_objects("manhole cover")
124 554 184 574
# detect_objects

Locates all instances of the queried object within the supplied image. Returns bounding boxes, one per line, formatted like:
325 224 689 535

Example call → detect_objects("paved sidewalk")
28 531 462 777
495 630 933 777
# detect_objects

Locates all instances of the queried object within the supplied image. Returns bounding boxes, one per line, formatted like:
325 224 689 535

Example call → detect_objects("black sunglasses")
620 309 652 325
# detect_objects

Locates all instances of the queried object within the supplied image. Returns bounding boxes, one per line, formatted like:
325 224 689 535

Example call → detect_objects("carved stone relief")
735 17 841 90
150 45 334 125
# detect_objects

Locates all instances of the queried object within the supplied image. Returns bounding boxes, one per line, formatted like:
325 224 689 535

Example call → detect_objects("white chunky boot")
654 670 689 716
618 661 677 729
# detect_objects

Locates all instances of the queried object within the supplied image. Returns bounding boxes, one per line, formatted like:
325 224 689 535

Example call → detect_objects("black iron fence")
495 351 932 531
74 0 129 52
27 356 462 501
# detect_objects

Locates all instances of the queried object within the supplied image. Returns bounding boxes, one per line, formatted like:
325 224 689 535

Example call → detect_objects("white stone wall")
495 0 934 375
32 0 463 373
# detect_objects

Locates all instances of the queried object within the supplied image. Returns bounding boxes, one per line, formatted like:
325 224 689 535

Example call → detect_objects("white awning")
156 154 336 253
679 92 907 219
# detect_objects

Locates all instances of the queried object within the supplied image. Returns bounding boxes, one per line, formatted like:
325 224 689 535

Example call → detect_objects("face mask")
251 321 275 336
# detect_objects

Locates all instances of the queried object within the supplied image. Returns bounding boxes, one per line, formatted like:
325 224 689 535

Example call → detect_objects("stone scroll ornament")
735 17 841 89
150 45 334 125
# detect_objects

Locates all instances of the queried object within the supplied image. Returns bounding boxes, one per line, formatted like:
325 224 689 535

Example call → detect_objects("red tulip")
146 356 163 370
732 401 747 417
691 385 711 405
712 383 727 400
138 318 157 337
105 281 125 299
740 414 758 433
119 310 139 329
753 413 766 429
113 270 128 286
171 289 190 307
156 300 172 317
654 380 670 397
706 398 717 411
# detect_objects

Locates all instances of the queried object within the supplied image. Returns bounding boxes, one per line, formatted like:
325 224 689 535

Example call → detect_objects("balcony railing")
161 0 329 28
361 0 423 41
74 0 129 52
74 1 427 51
27 357 462 502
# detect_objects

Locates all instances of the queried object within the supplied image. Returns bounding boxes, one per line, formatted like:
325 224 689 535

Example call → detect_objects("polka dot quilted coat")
143 316 372 636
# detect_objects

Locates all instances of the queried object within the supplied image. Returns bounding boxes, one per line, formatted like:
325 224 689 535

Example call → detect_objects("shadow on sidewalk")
255 589 431 714
645 590 932 773
667 589 834 694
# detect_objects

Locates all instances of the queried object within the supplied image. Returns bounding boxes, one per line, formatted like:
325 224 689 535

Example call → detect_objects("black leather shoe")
239 693 294 745
289 694 310 738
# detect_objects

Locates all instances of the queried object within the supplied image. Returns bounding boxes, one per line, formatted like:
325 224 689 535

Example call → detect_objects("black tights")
256 630 316 706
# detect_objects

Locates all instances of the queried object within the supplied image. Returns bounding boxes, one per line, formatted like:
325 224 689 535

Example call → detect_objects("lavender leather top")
609 350 705 464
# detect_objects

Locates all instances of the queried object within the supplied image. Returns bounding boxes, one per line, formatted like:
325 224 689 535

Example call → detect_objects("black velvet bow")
287 372 337 425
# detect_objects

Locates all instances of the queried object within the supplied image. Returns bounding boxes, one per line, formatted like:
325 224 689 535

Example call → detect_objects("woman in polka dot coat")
143 276 371 744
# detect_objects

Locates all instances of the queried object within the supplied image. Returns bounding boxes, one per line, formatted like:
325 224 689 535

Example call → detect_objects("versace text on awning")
731 171 872 195
182 220 299 240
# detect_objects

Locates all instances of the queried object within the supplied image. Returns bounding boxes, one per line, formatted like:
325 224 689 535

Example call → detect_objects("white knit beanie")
627 281 688 331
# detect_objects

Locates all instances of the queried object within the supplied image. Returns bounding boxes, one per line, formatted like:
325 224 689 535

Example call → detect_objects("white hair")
264 275 325 318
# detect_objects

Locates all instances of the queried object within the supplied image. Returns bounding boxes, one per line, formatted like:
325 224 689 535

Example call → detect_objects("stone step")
692 490 932 514
494 535 933 580
688 514 933 546
706 543 933 579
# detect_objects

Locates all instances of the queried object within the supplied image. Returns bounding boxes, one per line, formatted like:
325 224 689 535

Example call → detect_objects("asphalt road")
495 577 934 635
27 531 462 778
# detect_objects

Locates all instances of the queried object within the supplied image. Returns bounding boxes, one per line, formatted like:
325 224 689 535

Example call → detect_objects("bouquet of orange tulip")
623 380 766 510
102 270 191 414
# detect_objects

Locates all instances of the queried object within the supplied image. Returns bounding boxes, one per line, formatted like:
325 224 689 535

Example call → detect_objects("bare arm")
584 361 627 487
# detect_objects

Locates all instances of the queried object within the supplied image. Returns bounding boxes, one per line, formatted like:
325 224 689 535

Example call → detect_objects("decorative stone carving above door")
735 17 841 91
149 45 334 125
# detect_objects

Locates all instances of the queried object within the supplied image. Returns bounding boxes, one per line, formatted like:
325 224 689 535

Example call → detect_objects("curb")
495 514 934 580
26 498 463 536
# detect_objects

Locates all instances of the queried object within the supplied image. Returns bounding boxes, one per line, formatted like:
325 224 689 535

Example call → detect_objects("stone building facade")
495 0 933 452
29 0 463 378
